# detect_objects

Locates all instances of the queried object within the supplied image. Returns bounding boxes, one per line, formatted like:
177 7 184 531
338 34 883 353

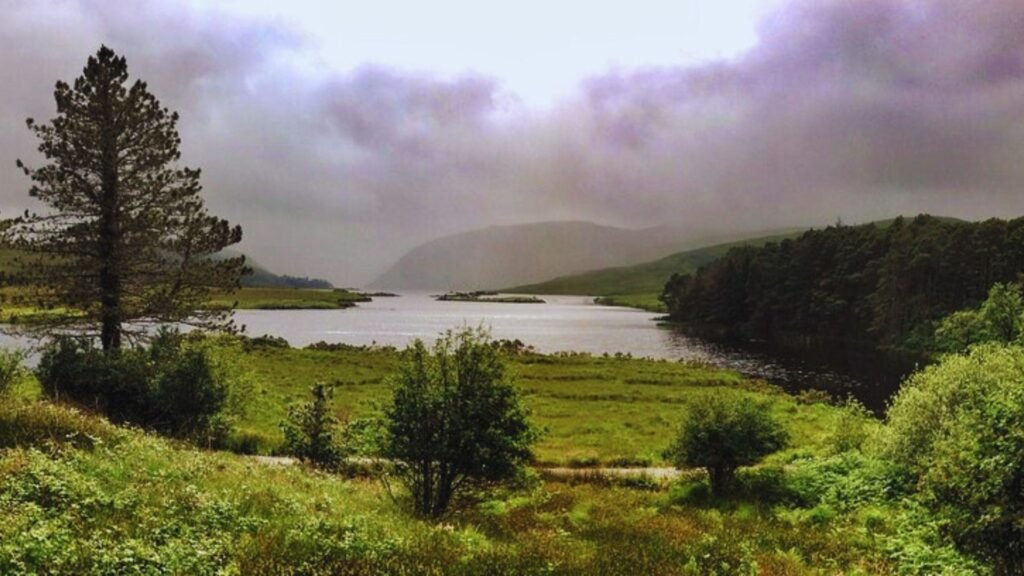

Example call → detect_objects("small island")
434 291 545 304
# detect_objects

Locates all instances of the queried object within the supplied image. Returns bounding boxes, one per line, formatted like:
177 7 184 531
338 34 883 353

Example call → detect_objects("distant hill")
368 221 747 291
509 230 803 298
1 245 333 290
242 260 333 289
215 250 334 289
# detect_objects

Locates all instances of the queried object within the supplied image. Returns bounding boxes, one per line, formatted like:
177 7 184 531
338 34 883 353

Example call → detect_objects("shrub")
0 348 27 396
384 327 538 518
280 382 346 469
933 281 1024 351
827 398 875 454
34 330 246 444
883 343 1024 572
665 395 788 498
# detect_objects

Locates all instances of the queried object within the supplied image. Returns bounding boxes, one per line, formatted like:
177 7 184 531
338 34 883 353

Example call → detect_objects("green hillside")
509 230 802 309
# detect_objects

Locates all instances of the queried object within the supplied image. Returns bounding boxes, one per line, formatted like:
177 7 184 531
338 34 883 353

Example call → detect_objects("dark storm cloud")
2 0 1024 284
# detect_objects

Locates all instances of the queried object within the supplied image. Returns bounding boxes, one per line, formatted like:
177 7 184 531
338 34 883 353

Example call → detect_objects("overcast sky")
2 0 1024 285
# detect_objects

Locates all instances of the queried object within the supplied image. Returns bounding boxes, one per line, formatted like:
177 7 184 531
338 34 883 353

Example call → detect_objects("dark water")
0 293 917 410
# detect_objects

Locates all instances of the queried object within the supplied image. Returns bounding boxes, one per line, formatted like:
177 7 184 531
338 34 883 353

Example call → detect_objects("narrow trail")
249 455 694 482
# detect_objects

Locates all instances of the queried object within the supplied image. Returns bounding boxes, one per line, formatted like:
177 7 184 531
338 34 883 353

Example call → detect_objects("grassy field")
208 286 372 310
0 398 904 575
178 341 844 467
0 341 980 574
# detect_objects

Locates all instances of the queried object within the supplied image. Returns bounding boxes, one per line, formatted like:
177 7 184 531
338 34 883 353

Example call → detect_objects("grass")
0 340 983 574
0 395 903 575
2 286 374 318
594 293 666 313
168 341 844 466
208 287 372 310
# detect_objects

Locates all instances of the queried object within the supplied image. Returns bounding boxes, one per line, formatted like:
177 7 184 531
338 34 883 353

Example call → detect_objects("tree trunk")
97 72 122 351
709 466 733 499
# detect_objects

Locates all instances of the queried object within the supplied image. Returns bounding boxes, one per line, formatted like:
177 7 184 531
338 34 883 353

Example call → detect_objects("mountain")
368 221 744 291
508 230 803 298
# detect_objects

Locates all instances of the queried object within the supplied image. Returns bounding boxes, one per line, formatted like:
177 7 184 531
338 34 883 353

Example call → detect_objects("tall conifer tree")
3 46 246 350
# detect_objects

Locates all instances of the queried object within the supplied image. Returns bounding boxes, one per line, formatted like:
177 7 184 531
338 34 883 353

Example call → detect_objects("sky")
2 0 1024 285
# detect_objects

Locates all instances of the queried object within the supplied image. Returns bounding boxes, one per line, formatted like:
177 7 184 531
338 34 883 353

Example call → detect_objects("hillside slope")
510 230 802 298
368 221 739 291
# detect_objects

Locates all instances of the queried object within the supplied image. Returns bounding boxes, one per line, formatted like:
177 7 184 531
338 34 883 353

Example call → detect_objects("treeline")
242 270 334 289
662 215 1024 350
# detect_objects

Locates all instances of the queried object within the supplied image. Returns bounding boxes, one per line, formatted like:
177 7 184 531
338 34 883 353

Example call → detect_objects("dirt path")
249 455 695 483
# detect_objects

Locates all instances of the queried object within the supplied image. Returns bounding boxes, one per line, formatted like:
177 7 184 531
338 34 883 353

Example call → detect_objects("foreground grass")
0 397 903 575
1 340 985 574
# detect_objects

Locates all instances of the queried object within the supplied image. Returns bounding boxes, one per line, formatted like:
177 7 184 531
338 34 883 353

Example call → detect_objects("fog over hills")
3 1 1024 286
369 221 742 291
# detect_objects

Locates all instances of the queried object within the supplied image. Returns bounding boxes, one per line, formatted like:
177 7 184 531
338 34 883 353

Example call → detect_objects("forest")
661 215 1024 351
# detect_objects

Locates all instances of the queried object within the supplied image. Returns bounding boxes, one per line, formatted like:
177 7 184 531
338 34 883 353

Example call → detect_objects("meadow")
0 339 981 574
211 340 845 466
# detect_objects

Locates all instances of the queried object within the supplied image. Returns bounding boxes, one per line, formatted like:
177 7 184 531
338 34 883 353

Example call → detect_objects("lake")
0 293 915 410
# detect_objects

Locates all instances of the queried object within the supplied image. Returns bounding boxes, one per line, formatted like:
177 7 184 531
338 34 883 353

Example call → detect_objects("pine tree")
3 46 245 350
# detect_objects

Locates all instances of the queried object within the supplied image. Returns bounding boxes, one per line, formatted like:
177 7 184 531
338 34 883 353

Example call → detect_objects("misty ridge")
3 0 1024 287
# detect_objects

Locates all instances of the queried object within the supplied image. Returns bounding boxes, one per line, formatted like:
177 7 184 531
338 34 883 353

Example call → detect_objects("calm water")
0 293 914 410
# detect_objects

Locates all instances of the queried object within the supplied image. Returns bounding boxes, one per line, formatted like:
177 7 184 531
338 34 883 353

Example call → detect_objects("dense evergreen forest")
661 215 1024 350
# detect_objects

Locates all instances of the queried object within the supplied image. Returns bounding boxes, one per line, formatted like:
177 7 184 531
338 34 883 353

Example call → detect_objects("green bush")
665 395 788 497
34 331 247 444
0 348 27 396
384 327 538 518
280 382 346 469
933 281 1024 351
884 343 1024 572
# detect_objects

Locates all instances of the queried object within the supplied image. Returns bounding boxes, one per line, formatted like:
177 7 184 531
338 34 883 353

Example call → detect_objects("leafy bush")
933 281 1024 351
384 327 538 518
0 348 27 396
280 382 346 469
665 395 788 497
34 331 247 444
884 343 1024 572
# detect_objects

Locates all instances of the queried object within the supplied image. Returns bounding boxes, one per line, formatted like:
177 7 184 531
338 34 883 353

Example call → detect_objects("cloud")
2 0 1024 284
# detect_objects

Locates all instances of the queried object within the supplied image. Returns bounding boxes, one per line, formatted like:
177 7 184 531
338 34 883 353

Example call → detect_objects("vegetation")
384 329 538 518
593 293 666 312
35 330 249 444
192 339 845 466
207 287 371 310
435 291 544 303
510 230 800 310
1 46 245 349
0 349 27 397
241 256 334 289
884 344 1024 572
0 339 997 574
933 281 1024 351
662 215 1024 351
666 395 788 497
280 382 346 469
